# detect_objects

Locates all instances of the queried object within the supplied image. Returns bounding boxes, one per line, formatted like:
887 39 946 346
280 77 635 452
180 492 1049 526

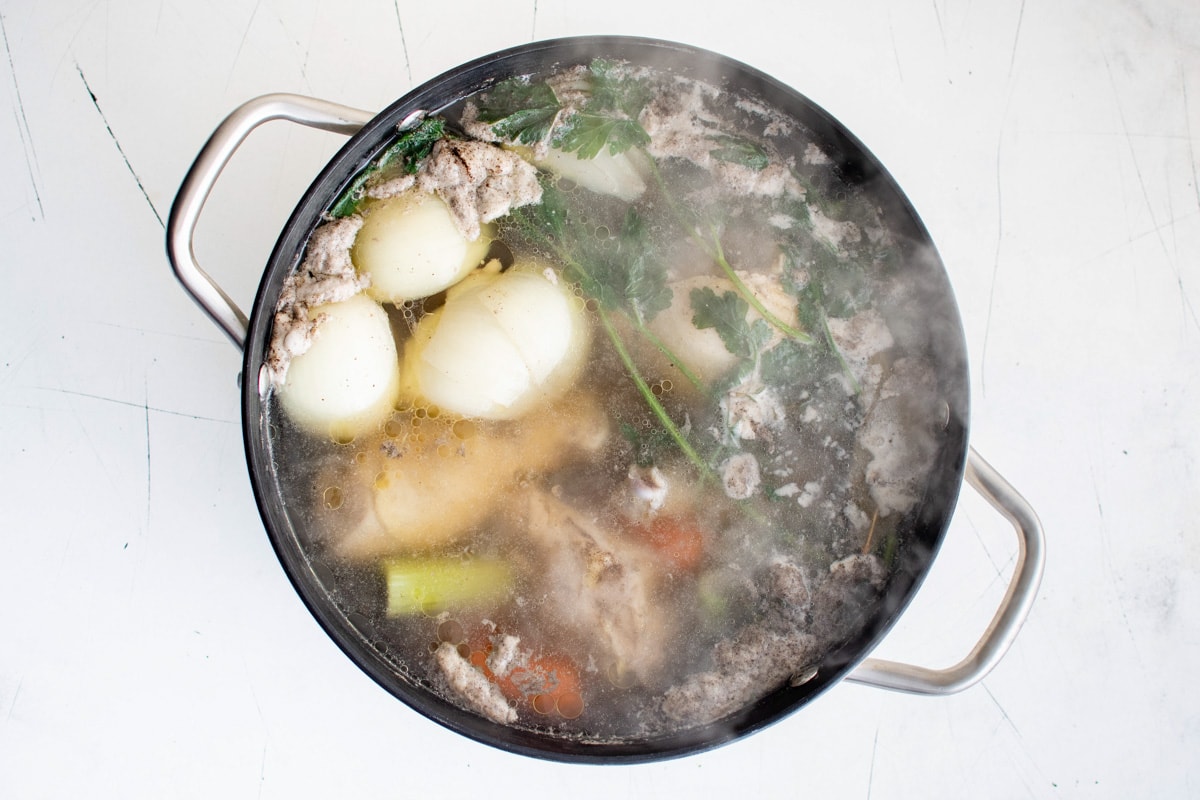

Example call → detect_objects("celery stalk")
383 558 513 615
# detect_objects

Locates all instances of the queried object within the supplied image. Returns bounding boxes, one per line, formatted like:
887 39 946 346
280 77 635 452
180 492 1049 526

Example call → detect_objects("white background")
2 0 1198 797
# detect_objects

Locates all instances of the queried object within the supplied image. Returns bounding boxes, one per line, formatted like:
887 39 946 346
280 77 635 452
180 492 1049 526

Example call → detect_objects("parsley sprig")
475 79 562 144
330 117 446 218
509 180 712 477
477 59 652 160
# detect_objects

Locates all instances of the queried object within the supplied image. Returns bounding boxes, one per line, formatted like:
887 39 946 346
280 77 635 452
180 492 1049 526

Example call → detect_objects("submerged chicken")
520 487 674 688
323 392 608 559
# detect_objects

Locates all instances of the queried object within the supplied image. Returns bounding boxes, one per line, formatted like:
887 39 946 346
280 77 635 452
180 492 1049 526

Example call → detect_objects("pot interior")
242 36 969 762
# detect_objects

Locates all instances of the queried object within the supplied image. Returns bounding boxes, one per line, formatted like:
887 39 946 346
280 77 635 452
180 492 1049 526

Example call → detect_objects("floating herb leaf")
513 173 569 242
558 207 671 322
690 287 774 361
329 117 446 218
707 133 770 171
759 337 824 385
588 58 652 118
553 113 651 159
388 117 447 174
550 60 652 159
476 78 562 144
619 421 677 468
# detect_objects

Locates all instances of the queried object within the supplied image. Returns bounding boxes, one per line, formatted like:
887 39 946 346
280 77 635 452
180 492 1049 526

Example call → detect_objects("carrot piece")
632 515 706 571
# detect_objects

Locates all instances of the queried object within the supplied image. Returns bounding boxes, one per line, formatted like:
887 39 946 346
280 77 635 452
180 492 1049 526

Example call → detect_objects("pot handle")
846 447 1045 694
166 94 376 349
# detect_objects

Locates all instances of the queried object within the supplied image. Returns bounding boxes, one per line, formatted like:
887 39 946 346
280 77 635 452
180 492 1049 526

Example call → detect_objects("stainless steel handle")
847 447 1045 694
165 93 375 349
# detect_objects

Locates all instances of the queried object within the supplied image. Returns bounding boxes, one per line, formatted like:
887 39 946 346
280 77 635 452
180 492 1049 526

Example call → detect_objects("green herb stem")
645 156 814 347
819 310 862 395
597 308 711 478
631 318 709 394
709 229 814 345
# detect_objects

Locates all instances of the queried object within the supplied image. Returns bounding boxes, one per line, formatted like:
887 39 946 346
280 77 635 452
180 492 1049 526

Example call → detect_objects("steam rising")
263 38 971 756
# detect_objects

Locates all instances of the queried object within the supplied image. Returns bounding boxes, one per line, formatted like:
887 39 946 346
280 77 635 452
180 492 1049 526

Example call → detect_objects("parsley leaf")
690 287 774 361
475 78 562 144
551 59 652 159
760 337 824 385
614 210 673 322
515 174 569 242
619 420 678 468
329 117 445 218
588 58 652 118
553 113 650 159
707 133 770 171
388 117 446 174
558 207 671 322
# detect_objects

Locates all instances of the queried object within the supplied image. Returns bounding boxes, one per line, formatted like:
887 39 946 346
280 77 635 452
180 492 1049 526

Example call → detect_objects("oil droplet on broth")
437 618 466 645
532 694 555 715
557 692 585 719
373 471 389 490
605 662 637 689
384 417 405 438
323 486 344 510
452 419 476 440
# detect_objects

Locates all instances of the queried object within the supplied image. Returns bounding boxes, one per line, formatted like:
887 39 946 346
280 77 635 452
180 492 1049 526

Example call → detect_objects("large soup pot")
166 36 1044 763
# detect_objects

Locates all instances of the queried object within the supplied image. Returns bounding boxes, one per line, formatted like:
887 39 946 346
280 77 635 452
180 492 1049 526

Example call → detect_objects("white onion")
403 265 588 419
534 147 648 202
648 273 799 385
352 192 491 303
278 293 400 440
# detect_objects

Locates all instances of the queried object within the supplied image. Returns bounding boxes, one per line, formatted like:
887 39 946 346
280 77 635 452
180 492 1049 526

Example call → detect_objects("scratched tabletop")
1 1 1198 798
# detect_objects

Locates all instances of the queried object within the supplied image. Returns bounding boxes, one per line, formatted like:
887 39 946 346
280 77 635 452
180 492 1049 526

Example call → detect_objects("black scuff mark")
1104 53 1200 333
980 89 1014 399
1008 0 1027 79
866 726 880 800
76 63 164 229
930 0 947 61
888 11 904 86
227 0 263 93
1 12 45 221
38 384 236 425
392 0 413 88
4 677 23 721
531 0 539 42
1183 65 1200 222
143 374 152 535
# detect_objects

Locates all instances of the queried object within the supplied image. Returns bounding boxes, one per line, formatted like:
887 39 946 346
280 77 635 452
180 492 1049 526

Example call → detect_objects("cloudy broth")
263 59 950 741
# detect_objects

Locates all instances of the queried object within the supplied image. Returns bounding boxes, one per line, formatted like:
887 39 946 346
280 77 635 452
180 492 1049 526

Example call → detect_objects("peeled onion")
534 147 648 202
352 192 491 303
648 273 798 385
278 293 400 440
402 264 588 419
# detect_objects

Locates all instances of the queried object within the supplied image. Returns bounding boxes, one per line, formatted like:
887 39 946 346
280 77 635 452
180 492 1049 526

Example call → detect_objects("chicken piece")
857 356 942 517
660 624 819 727
522 489 671 687
807 553 888 647
330 392 608 559
660 554 885 728
434 642 516 724
418 138 541 241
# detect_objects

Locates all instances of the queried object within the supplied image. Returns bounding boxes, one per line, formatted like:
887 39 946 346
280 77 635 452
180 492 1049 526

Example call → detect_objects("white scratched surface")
1 0 1197 797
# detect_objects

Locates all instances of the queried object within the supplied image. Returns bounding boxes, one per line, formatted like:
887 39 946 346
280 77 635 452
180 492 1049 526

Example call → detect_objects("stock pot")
166 36 1043 762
